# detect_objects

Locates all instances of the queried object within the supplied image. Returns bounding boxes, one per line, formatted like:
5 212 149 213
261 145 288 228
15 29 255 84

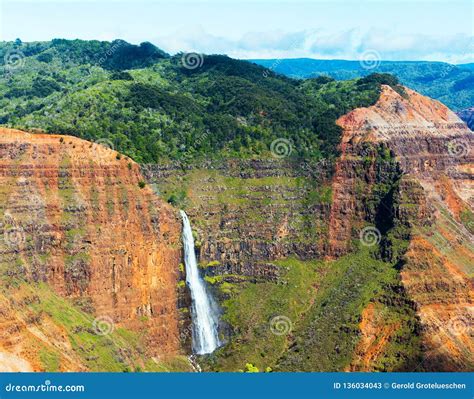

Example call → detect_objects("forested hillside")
251 58 474 111
1 39 402 163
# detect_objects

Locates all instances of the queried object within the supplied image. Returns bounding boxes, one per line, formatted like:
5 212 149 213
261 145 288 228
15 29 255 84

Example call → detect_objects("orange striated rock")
0 128 182 369
329 85 473 256
402 236 474 370
347 303 400 371
329 86 473 370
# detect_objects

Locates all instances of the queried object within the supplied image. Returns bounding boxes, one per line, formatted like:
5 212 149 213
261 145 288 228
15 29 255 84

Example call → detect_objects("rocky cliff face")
329 86 471 254
144 159 332 280
0 128 183 371
329 86 473 370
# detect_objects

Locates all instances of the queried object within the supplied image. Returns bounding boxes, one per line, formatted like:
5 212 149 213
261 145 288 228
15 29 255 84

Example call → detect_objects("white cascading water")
180 210 220 355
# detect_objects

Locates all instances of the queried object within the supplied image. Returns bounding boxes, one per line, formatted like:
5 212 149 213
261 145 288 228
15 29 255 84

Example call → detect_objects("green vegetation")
204 248 422 372
251 58 474 111
200 260 220 269
460 208 474 235
0 39 397 163
166 190 187 207
0 280 191 372
242 363 259 372
39 348 60 372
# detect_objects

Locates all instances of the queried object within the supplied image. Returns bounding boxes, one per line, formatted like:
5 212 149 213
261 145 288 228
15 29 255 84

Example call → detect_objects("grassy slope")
202 247 422 372
0 278 190 372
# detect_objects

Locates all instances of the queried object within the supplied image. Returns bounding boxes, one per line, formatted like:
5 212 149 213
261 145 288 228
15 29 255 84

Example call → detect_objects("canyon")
147 85 473 371
0 85 472 372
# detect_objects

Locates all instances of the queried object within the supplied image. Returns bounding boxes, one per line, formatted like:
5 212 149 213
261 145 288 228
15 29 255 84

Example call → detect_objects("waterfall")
180 210 220 355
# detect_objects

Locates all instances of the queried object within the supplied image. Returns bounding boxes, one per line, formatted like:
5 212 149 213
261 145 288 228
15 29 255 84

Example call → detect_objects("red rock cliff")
0 128 182 370
328 86 473 370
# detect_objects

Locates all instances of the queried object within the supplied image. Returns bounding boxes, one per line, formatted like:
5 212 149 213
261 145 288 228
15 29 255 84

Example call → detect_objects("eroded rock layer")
0 128 182 370
144 159 332 279
330 86 473 370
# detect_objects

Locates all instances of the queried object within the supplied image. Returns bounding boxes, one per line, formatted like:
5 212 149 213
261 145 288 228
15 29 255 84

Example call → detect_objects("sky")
0 0 473 63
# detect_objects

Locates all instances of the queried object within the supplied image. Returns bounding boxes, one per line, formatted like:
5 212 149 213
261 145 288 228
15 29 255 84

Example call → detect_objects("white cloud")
153 27 473 64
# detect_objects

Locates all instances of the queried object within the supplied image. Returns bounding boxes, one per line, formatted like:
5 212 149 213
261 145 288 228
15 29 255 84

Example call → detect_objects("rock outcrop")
328 86 473 370
0 128 182 370
328 86 472 255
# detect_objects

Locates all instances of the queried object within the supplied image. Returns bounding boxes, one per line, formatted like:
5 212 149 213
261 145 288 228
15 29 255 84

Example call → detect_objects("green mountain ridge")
249 58 474 111
0 39 400 164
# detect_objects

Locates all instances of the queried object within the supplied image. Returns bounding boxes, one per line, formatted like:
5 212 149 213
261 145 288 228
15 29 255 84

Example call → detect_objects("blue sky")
1 0 473 63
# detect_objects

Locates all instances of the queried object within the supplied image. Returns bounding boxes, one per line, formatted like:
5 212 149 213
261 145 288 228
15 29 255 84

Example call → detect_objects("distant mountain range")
250 59 474 111
458 63 474 71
